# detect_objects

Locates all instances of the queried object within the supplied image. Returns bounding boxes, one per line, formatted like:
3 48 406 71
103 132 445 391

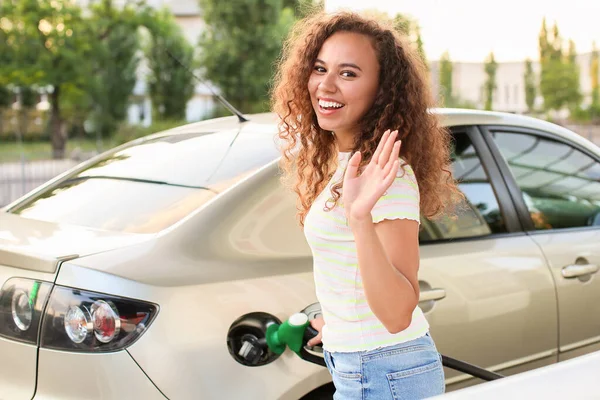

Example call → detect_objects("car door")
417 126 558 391
482 126 600 362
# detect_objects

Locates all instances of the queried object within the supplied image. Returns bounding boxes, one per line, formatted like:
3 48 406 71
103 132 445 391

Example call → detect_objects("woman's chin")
316 119 338 132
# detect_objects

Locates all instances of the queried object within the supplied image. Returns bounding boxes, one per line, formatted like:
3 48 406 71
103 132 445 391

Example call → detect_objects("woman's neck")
333 130 356 152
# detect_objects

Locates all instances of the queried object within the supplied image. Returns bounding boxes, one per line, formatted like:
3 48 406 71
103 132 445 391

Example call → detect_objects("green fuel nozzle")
265 312 310 356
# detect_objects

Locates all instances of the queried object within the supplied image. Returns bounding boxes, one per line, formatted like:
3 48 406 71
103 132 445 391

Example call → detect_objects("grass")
0 138 116 162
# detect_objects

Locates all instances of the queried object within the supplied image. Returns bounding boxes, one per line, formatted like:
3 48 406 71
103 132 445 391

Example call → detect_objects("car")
1 108 599 400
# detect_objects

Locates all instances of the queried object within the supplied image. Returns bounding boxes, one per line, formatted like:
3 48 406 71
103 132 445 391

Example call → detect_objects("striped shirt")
303 151 429 352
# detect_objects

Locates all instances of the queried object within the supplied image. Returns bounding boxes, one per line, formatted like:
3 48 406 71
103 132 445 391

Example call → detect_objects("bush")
0 109 50 142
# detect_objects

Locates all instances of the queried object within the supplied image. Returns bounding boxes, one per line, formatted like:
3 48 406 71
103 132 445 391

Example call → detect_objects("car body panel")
0 265 57 400
476 125 600 362
419 237 558 387
528 229 600 361
0 213 153 273
34 348 166 399
55 262 328 400
1 109 599 399
0 337 37 400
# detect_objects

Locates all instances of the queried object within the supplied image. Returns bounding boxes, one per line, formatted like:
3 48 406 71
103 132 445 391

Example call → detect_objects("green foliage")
1 0 156 157
19 86 37 109
358 11 427 65
538 20 582 113
524 59 537 112
590 42 599 109
415 28 426 66
439 52 453 105
84 1 148 138
484 52 498 111
393 13 427 65
0 86 11 109
282 0 323 18
197 0 296 113
144 8 195 121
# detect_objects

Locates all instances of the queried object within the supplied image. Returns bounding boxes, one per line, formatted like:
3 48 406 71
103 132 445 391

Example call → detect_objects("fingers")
382 140 402 177
343 151 362 182
383 160 400 187
378 130 398 167
371 129 390 165
307 332 322 346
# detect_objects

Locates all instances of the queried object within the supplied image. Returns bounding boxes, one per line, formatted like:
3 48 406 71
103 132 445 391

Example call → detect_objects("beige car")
1 109 599 400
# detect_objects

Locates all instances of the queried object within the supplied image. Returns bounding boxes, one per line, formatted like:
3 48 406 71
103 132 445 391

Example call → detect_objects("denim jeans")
323 333 445 400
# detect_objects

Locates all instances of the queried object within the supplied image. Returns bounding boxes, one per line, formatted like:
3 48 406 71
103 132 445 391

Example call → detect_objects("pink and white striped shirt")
303 151 429 352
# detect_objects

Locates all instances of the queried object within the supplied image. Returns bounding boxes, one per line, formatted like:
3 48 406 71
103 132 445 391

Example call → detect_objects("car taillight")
41 286 158 352
0 278 53 344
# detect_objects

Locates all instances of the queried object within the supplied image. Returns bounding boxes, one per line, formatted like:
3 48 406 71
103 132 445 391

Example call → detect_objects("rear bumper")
33 349 166 400
0 337 37 400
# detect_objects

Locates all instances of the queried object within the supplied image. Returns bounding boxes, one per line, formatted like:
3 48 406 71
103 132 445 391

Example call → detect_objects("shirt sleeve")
372 162 420 224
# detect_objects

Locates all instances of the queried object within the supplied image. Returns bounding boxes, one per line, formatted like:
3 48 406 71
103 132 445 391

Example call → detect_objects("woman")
272 10 461 400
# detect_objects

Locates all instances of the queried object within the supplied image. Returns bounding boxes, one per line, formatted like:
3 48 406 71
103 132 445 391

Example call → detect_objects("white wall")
430 53 594 113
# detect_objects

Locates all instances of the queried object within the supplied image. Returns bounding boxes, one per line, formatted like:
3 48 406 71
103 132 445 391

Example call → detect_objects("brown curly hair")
272 11 461 225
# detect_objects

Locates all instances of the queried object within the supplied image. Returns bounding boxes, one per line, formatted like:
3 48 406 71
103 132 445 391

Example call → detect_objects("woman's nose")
318 73 336 93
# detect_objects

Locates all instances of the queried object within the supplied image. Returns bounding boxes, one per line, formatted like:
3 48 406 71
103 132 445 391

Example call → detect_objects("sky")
324 0 600 63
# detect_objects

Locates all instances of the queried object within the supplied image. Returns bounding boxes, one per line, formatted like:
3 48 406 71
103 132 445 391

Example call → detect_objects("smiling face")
308 31 381 151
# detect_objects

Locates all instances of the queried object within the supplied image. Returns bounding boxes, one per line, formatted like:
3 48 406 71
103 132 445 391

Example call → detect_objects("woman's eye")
314 66 326 73
341 71 357 78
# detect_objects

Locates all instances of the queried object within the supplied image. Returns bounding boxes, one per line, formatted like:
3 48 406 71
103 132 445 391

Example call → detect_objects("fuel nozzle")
227 310 322 367
265 312 310 356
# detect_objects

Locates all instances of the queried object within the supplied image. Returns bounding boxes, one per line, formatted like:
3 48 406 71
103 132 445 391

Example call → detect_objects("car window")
10 179 216 234
8 129 280 233
490 131 600 230
419 132 508 243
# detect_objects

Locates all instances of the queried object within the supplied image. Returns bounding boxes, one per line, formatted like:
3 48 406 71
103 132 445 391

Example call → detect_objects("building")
429 53 595 115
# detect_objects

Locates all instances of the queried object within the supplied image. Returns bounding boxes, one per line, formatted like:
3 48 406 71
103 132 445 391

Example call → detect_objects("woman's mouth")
317 99 345 115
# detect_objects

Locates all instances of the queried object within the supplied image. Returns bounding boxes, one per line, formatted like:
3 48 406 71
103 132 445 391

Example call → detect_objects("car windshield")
8 128 280 233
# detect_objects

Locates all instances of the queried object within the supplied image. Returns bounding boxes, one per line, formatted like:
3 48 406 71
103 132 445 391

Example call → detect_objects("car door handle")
561 264 599 278
419 288 446 302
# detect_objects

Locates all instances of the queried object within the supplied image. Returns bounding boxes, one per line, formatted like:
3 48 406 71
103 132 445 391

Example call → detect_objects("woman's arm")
349 216 420 333
341 129 421 334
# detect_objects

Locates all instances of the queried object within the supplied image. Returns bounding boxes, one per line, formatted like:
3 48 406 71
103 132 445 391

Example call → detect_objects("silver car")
1 109 599 399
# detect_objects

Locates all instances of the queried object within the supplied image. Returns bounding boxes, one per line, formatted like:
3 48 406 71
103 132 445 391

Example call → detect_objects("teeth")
319 100 344 109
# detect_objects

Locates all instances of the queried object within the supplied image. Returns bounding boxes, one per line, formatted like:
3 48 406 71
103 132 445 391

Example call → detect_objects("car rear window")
8 128 280 233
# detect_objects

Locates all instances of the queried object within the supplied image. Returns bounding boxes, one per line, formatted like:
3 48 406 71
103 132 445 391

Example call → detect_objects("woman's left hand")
342 129 401 223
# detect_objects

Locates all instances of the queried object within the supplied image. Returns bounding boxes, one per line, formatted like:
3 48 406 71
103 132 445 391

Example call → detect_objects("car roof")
141 108 598 154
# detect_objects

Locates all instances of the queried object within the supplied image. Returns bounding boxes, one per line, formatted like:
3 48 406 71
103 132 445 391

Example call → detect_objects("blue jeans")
323 333 445 400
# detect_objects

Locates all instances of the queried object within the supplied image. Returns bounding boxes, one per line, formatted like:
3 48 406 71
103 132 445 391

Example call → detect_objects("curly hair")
271 11 461 225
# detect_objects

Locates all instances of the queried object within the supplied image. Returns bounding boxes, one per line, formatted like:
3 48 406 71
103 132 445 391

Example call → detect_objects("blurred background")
1 0 599 206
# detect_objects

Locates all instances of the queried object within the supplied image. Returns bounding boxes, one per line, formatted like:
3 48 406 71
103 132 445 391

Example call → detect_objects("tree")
439 51 453 106
6 0 93 158
0 86 11 137
565 39 582 112
483 52 498 111
17 86 37 138
415 26 426 65
84 1 147 139
198 0 297 113
2 0 153 157
144 8 195 121
538 18 549 62
0 3 15 137
524 59 537 113
392 13 427 65
590 42 599 119
282 0 323 18
538 20 581 113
